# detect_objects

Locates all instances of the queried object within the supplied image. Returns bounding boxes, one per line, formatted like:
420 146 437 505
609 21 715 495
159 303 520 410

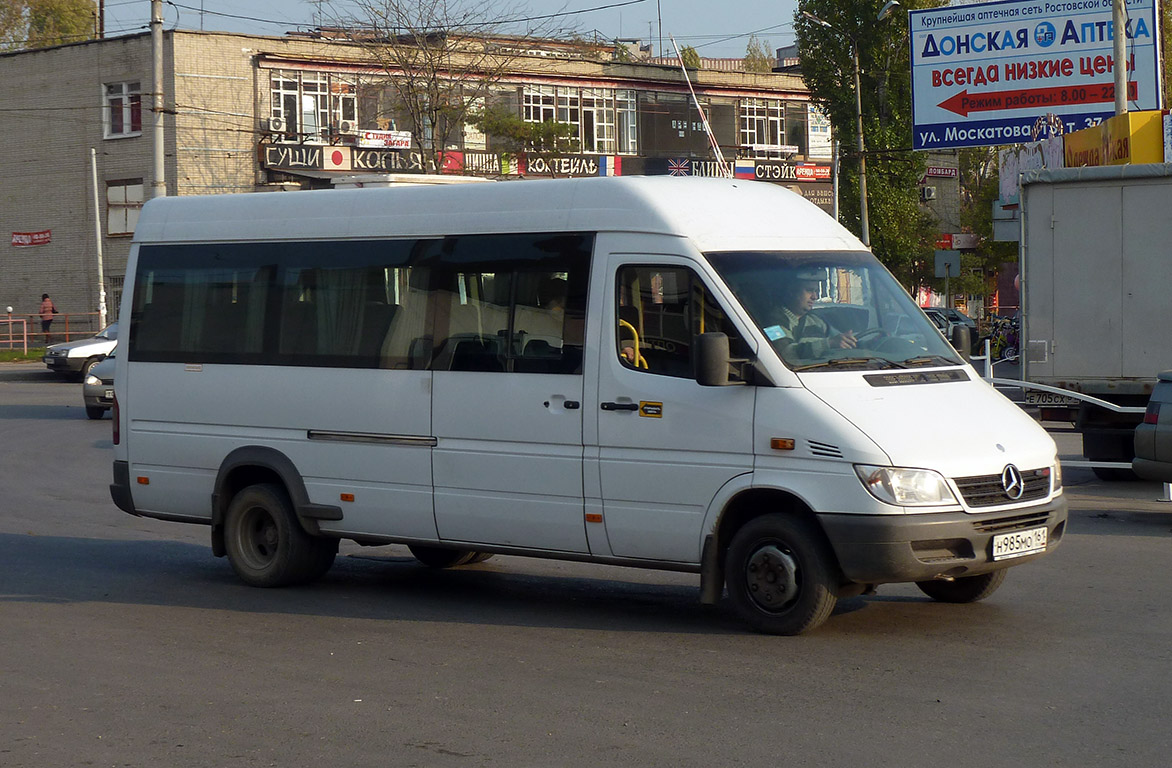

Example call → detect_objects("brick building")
0 29 831 330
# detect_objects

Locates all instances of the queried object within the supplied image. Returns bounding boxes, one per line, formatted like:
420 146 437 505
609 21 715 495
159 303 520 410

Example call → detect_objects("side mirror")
950 325 971 362
695 332 730 386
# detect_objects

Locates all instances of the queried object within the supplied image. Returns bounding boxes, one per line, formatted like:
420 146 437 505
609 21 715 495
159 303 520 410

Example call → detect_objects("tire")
466 551 495 564
1002 346 1019 363
85 405 107 420
80 357 101 378
916 569 1006 603
224 483 336 587
725 514 838 636
408 545 477 568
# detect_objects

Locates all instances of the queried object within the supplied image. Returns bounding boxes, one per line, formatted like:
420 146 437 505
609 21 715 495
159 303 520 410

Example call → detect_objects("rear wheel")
408 545 477 568
224 483 336 587
916 569 1006 603
85 405 106 420
725 514 838 635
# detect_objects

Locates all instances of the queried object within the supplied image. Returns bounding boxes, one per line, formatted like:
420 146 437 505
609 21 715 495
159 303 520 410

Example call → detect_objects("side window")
615 265 748 380
427 233 591 374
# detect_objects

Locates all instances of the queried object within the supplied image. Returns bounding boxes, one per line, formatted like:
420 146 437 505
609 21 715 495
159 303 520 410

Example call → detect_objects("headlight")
855 465 957 506
1052 461 1063 491
84 374 101 386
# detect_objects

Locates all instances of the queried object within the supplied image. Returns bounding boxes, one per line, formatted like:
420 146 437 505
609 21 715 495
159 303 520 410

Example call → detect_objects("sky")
99 0 803 60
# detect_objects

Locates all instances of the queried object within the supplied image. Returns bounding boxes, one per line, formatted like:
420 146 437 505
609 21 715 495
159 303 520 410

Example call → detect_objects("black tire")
725 514 838 636
85 405 107 420
224 483 336 587
466 551 495 564
408 545 477 568
916 569 1006 603
80 357 101 378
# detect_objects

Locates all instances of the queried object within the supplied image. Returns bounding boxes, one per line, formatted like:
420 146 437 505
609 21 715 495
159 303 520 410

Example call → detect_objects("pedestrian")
39 293 57 337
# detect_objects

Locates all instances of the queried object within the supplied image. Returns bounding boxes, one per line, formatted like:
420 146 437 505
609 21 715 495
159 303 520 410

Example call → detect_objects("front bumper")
819 496 1068 584
44 355 82 373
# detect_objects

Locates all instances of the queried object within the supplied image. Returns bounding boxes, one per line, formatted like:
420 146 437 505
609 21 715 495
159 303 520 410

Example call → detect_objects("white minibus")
111 176 1066 634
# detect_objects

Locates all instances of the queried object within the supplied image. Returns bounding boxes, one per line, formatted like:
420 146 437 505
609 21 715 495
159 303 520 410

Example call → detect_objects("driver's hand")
834 330 858 349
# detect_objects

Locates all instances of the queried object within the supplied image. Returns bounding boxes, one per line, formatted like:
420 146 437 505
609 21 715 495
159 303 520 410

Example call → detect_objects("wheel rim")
237 505 279 571
744 543 800 613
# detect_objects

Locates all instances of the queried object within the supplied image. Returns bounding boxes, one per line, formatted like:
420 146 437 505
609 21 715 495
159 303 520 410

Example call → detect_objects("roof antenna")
669 35 731 178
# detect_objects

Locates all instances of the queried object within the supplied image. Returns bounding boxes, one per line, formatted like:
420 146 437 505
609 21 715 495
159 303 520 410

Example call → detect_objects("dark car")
1133 371 1172 482
938 307 978 332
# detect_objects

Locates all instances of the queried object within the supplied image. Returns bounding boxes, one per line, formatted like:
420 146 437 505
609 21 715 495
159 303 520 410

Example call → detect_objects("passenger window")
429 233 591 374
615 265 748 380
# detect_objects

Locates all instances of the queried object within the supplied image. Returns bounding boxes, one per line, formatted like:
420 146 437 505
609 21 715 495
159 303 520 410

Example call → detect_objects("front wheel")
85 405 107 420
916 569 1006 603
224 483 337 587
725 515 838 635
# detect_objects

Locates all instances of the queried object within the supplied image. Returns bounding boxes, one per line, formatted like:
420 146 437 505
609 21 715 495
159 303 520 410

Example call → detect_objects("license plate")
1024 391 1079 406
992 526 1048 560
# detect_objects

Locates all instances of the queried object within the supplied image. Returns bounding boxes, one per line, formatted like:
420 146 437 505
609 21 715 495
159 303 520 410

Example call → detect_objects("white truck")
1018 164 1172 477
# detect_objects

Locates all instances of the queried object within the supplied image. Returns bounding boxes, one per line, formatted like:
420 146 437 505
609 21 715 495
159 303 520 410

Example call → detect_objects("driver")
768 268 857 358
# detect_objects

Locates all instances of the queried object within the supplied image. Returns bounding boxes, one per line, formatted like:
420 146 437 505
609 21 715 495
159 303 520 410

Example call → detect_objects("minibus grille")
953 468 1051 508
808 440 843 458
971 509 1052 533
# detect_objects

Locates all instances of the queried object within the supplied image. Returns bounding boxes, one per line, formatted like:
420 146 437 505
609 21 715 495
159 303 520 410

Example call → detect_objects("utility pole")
1112 0 1127 114
151 0 166 199
91 148 108 328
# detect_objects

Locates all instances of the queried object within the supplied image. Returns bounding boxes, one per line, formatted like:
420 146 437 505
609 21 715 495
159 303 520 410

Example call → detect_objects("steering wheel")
853 328 889 345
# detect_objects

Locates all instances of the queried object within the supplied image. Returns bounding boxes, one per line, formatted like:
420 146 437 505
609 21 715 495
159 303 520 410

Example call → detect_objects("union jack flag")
667 158 691 176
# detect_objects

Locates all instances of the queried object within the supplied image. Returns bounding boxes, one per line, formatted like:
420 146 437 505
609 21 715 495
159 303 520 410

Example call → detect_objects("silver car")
1133 370 1172 482
82 346 116 420
44 322 118 378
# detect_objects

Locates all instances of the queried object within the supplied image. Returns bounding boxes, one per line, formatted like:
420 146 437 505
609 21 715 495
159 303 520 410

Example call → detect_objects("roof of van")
133 175 864 253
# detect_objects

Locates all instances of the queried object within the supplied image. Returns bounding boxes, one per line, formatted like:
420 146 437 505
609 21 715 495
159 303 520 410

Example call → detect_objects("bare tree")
321 0 573 172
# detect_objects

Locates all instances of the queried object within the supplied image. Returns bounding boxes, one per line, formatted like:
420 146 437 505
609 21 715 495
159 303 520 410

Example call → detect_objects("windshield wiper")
901 355 961 368
792 356 908 372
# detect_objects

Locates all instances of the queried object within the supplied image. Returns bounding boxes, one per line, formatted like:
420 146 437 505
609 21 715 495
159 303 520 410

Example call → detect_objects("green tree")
954 146 1016 297
1 0 95 51
469 105 579 176
679 45 701 69
323 0 568 173
743 34 773 73
794 0 937 286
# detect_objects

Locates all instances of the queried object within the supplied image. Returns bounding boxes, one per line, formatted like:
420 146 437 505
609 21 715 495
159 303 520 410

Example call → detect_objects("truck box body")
1020 164 1172 463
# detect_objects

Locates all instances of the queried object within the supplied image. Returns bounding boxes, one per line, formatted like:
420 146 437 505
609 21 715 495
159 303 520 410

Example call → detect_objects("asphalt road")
2 362 1170 768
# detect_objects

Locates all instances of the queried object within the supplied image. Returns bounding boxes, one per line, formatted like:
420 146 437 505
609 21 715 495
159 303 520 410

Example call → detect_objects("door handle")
600 401 639 411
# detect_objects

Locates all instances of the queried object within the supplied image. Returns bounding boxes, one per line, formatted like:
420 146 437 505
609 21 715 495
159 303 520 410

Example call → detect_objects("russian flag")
599 156 622 176
734 159 755 180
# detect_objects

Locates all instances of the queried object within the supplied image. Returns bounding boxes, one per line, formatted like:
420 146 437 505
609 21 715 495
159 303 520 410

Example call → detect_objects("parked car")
82 346 117 420
1133 370 1172 482
921 307 955 337
937 307 978 332
43 322 118 379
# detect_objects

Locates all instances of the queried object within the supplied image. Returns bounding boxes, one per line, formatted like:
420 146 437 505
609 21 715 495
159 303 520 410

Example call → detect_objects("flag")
598 156 623 176
667 158 690 176
734 160 756 180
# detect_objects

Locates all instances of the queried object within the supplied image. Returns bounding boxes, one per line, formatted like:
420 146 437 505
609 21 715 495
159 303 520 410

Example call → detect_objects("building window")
270 70 357 142
740 98 786 158
105 82 142 138
522 86 637 155
107 180 144 236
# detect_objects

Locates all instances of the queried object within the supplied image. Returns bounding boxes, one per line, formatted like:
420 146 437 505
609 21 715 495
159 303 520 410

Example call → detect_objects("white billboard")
910 0 1162 150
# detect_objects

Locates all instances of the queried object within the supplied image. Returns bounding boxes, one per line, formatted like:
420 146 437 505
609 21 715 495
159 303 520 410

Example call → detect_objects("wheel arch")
699 485 841 605
210 446 341 557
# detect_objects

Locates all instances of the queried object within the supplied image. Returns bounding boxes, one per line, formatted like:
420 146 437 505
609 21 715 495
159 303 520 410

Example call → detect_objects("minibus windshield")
707 251 964 371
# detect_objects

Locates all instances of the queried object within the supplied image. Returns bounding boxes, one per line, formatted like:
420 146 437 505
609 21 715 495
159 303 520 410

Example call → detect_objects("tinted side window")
129 233 592 374
427 233 591 374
